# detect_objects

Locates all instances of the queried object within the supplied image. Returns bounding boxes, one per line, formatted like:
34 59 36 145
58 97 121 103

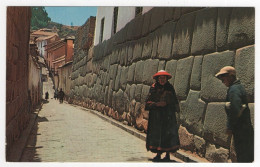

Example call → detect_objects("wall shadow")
20 116 48 162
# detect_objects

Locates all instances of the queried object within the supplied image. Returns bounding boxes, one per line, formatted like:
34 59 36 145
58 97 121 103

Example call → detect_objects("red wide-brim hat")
153 70 172 79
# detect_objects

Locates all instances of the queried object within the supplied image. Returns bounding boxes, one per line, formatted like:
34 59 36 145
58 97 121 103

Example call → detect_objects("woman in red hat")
145 70 180 162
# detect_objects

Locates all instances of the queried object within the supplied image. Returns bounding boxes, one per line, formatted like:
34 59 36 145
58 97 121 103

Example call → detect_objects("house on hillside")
94 7 153 46
45 36 75 89
31 29 59 58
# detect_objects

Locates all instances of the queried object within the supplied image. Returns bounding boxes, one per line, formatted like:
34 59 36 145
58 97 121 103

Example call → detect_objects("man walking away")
58 88 65 104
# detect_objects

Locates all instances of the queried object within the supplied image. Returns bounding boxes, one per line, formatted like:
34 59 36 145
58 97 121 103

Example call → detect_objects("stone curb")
79 106 209 163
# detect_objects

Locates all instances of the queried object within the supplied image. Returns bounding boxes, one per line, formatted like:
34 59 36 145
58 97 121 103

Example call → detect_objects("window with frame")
99 17 105 43
112 7 118 35
135 7 143 17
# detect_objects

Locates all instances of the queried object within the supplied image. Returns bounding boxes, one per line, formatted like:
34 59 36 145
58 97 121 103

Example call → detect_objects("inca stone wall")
6 7 31 159
69 7 255 162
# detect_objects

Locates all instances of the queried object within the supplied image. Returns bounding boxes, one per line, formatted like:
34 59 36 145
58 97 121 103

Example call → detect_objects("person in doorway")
45 91 49 100
58 88 65 104
145 70 180 162
215 66 254 162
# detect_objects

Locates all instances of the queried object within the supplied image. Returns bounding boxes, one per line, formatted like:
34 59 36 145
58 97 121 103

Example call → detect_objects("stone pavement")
20 98 182 162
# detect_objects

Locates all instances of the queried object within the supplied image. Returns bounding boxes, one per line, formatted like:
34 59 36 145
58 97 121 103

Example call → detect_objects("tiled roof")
45 39 65 51
32 30 58 36
36 34 58 41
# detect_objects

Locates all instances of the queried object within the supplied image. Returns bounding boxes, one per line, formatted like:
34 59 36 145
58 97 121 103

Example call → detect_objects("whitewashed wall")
37 40 47 58
94 6 153 46
94 7 114 45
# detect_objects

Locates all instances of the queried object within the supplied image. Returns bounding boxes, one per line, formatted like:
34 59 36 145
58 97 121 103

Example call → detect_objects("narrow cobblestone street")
20 73 157 162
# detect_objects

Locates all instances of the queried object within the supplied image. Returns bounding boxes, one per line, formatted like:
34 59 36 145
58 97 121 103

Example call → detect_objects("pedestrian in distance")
145 70 180 162
45 91 49 100
58 88 65 104
54 90 57 100
215 66 254 162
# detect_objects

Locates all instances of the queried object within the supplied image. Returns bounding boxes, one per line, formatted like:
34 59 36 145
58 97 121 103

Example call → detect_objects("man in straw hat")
145 70 180 162
216 66 254 162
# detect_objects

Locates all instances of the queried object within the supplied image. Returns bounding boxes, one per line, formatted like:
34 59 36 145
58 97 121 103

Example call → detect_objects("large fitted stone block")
142 59 159 85
180 90 206 135
151 29 160 59
158 60 166 72
120 66 128 91
190 56 203 91
141 85 151 104
179 125 195 151
191 8 218 55
235 45 254 102
205 144 229 162
114 89 127 115
173 8 182 21
109 64 118 80
228 7 255 49
119 46 128 66
114 66 122 92
127 42 135 63
172 11 196 58
203 103 229 147
201 51 235 102
164 7 175 22
127 14 144 40
110 49 120 65
102 55 110 71
174 56 194 100
86 61 93 74
84 74 92 87
114 24 128 44
165 59 177 86
142 34 153 59
125 84 131 99
134 61 145 83
181 7 203 15
107 80 113 106
104 37 114 56
142 11 152 36
149 7 165 32
132 39 144 62
127 63 136 84
104 86 109 105
194 135 206 156
157 20 176 60
248 103 254 128
216 8 233 51
94 83 103 102
129 84 137 101
135 84 143 102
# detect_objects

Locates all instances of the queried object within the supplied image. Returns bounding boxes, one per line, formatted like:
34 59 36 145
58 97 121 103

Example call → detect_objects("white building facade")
94 6 153 46
36 40 47 57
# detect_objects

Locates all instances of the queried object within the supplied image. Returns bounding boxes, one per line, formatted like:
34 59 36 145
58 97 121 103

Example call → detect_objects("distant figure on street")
45 91 49 100
215 66 254 162
58 88 65 104
145 70 180 162
54 89 58 100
